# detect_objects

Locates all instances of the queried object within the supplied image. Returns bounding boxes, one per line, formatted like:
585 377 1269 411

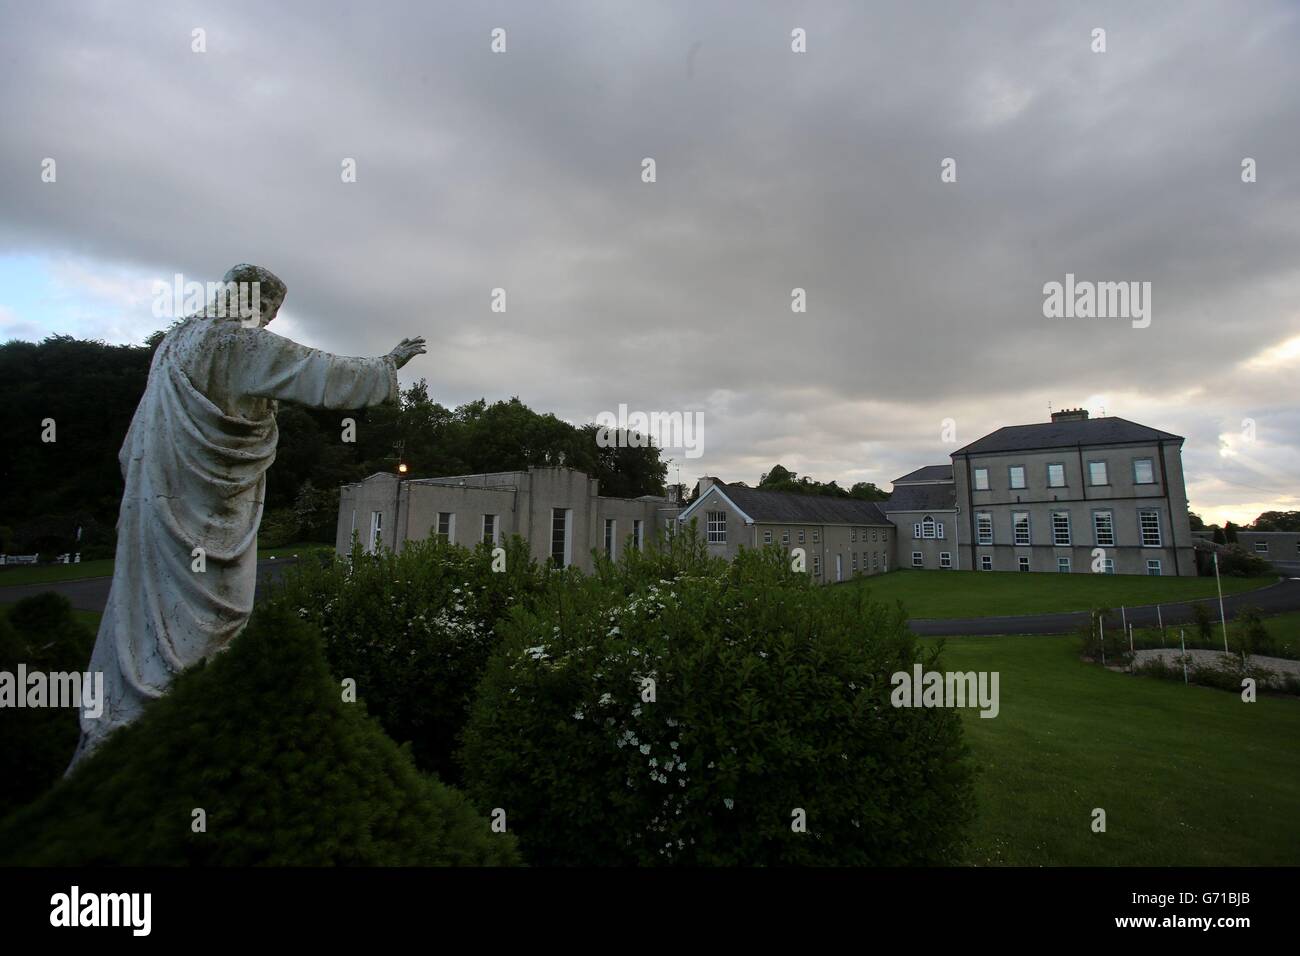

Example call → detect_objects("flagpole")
1214 552 1229 653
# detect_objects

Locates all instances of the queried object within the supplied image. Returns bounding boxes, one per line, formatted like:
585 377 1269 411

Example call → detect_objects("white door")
835 554 842 582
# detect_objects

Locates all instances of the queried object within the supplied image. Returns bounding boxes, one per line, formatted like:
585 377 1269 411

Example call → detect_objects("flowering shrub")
461 547 975 865
267 535 547 784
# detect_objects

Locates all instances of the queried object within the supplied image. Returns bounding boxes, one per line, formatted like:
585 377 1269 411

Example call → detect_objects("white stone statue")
68 264 425 770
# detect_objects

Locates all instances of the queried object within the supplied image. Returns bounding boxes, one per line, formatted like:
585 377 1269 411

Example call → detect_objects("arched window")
922 515 936 539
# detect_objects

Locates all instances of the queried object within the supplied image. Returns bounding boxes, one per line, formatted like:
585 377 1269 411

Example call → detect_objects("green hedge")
461 546 975 865
266 535 548 785
0 593 95 818
0 603 519 866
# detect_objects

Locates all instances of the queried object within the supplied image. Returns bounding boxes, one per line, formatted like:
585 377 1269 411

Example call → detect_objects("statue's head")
221 263 287 327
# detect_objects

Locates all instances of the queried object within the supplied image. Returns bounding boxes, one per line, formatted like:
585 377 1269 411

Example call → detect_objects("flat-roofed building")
336 466 679 572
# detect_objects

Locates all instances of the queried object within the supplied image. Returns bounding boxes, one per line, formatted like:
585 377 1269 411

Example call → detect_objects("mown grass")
855 568 1274 620
927 632 1300 865
0 542 331 588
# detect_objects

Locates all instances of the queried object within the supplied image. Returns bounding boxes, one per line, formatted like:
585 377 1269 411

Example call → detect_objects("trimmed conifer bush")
0 593 95 818
0 604 519 866
461 547 975 866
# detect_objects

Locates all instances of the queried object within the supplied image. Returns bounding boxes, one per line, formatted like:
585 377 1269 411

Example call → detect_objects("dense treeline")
0 334 665 556
745 463 888 501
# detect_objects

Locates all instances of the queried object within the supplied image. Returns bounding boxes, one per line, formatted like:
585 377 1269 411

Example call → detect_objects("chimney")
1051 408 1089 423
696 476 717 497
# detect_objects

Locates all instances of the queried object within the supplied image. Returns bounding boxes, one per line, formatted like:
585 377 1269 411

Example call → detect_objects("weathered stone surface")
69 264 424 769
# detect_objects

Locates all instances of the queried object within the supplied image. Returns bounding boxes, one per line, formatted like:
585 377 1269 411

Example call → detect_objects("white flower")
598 693 613 706
670 741 679 750
640 744 651 755
573 710 585 720
723 798 734 810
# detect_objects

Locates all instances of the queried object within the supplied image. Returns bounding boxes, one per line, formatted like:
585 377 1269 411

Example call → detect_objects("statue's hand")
388 336 427 369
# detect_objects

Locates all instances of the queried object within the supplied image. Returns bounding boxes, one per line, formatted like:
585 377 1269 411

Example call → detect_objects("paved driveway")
0 558 298 613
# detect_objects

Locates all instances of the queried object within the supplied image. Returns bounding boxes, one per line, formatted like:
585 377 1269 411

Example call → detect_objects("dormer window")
922 515 937 539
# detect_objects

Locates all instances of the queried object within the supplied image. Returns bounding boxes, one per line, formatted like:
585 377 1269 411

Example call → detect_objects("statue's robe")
70 315 397 767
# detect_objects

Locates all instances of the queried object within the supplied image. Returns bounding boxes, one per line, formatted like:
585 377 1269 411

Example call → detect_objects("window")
940 552 952 569
850 528 857 543
1052 512 1071 546
604 518 616 559
976 512 993 545
1147 559 1162 576
936 521 945 540
706 511 726 544
1138 510 1161 547
912 552 923 568
1093 511 1114 547
1254 541 1268 554
798 530 805 545
812 530 819 544
1088 461 1108 486
1101 558 1115 575
913 523 922 540
1013 512 1030 546
437 512 454 542
974 468 990 491
482 514 497 545
1009 465 1026 489
763 530 773 544
922 515 936 539
980 555 992 571
1133 458 1155 484
813 555 821 576
871 529 878 542
1018 556 1030 572
872 552 879 570
852 553 859 572
368 510 382 553
1047 463 1066 488
551 509 570 567
633 519 644 550
782 530 790 545
1058 557 1071 573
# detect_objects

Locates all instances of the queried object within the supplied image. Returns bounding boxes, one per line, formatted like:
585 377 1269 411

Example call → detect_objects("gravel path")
1132 647 1300 677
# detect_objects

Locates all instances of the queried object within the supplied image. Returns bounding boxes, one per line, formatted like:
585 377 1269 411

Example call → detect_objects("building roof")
951 416 1182 456
878 484 958 513
701 483 891 525
893 464 953 484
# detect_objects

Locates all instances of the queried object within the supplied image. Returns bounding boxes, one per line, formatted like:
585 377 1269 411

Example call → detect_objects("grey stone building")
878 465 960 570
335 409 1200 580
335 466 680 572
950 409 1196 576
1235 531 1300 574
675 478 895 582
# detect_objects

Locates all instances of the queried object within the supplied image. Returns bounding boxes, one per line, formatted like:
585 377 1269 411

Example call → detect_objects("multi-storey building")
334 409 1200 579
950 409 1195 576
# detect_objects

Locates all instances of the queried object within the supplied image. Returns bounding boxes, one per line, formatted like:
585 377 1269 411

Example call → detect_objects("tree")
1187 512 1205 531
1251 511 1300 532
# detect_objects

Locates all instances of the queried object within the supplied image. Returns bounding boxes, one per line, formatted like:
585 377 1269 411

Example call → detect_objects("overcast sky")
1 1 1297 524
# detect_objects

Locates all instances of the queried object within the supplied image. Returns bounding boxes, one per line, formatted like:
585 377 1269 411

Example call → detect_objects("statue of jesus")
68 264 425 769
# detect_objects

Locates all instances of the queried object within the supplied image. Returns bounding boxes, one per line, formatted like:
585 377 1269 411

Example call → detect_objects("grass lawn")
854 568 1275 619
928 633 1300 865
0 559 115 588
0 542 331 588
